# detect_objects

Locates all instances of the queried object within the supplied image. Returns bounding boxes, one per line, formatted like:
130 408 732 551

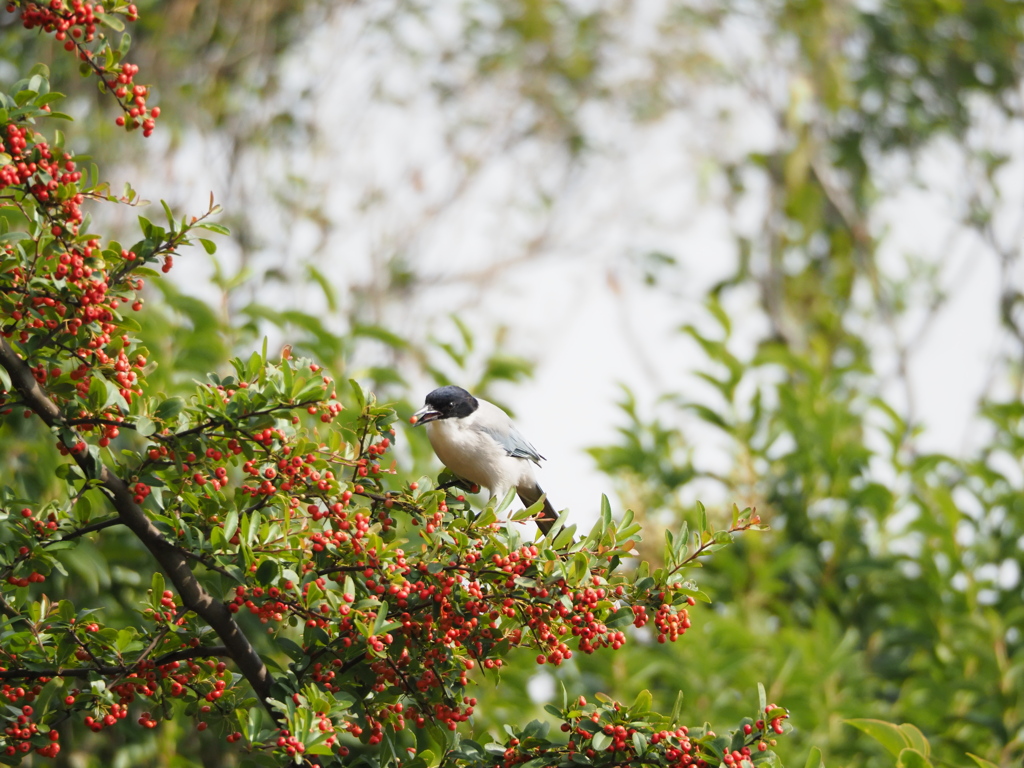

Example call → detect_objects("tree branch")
51 516 123 542
0 337 274 715
0 594 18 620
0 645 231 680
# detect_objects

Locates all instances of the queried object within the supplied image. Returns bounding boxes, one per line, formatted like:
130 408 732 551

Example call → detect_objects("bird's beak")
410 405 441 426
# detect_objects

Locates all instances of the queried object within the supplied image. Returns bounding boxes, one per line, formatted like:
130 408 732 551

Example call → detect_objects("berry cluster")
2 526 54 587
0 123 83 229
0 92 216 447
1 705 59 759
0 114 216 430
5 1 157 134
489 697 791 768
11 0 102 43
0 331 768 765
223 509 697 749
109 62 159 136
0 607 242 754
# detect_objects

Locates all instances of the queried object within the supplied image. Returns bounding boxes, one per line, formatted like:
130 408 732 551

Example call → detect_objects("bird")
411 385 557 534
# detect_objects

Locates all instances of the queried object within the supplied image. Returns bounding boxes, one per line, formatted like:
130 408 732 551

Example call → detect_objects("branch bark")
0 337 274 713
0 645 232 680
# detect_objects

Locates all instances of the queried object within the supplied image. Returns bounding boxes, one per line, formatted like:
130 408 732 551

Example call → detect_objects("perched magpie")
411 385 556 534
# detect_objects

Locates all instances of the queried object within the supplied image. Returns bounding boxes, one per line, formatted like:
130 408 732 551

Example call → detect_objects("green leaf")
591 732 611 751
151 571 165 599
804 746 824 768
160 199 175 231
43 540 77 553
845 719 910 757
115 628 138 652
223 509 238 545
247 706 261 741
197 222 230 235
306 265 337 312
632 731 648 756
97 13 125 31
686 402 731 430
26 74 45 95
898 724 930 756
154 397 184 421
630 689 652 715
349 379 366 408
198 238 217 254
896 748 933 768
373 601 390 635
600 494 612 526
569 552 589 584
277 637 305 662
605 606 635 629
135 416 156 437
100 376 129 411
31 676 64 715
966 754 1001 768
244 510 261 547
353 324 410 350
255 559 279 585
669 690 683 725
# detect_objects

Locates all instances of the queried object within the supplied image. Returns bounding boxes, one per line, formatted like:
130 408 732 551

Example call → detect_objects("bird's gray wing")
479 423 545 464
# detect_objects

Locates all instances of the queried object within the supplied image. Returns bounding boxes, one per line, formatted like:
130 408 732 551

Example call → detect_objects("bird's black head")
412 386 478 425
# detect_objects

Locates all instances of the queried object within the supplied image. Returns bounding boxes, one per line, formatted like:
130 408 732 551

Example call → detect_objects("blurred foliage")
577 3 1024 763
590 304 1024 768
582 3 1024 768
854 0 1024 150
0 0 328 150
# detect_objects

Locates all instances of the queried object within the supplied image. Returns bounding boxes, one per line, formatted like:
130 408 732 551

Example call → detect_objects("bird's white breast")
425 407 533 499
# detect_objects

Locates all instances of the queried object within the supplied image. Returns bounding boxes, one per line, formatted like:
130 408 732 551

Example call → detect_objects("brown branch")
64 417 136 430
355 488 420 512
152 644 230 667
157 399 324 442
178 547 236 580
50 516 123 543
671 519 760 574
0 645 231 680
0 594 18 620
0 337 274 715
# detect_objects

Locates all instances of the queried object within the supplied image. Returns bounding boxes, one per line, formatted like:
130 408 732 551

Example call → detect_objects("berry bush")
0 4 791 766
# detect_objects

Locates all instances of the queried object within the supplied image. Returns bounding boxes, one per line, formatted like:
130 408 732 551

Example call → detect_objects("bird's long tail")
517 484 557 535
